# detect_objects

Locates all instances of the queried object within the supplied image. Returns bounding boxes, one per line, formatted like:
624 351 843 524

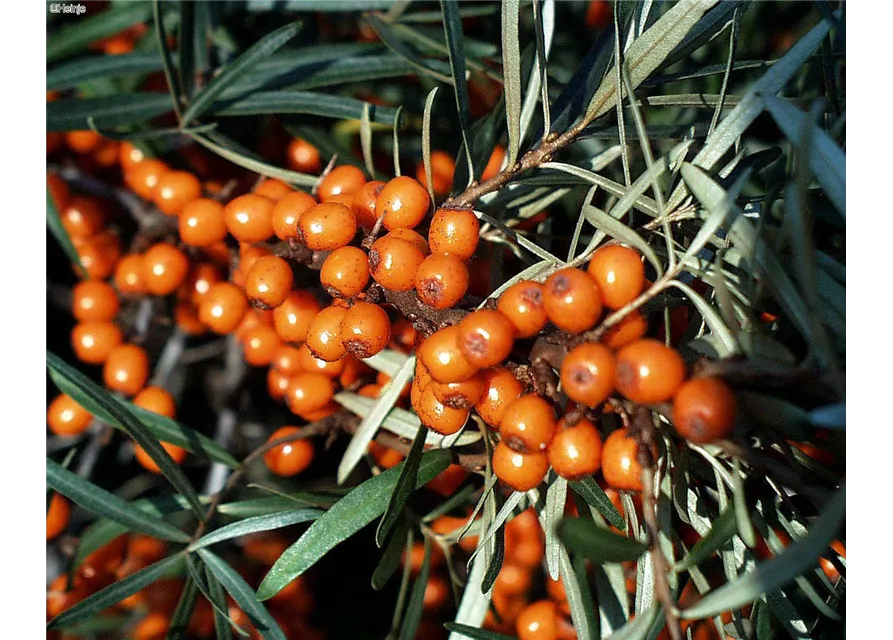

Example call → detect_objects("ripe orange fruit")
499 394 557 453
317 165 366 202
376 176 431 230
547 418 603 480
47 494 70 540
264 426 315 476
297 202 358 250
492 441 549 491
560 343 615 407
340 301 391 358
224 194 275 243
199 283 248 334
179 198 227 247
369 235 426 292
475 367 524 427
103 344 150 396
72 281 119 322
71 321 123 364
245 255 294 310
456 310 516 368
497 281 548 338
672 377 736 443
587 245 645 310
142 243 190 296
418 326 480 383
615 339 686 404
415 253 469 309
47 394 93 436
153 170 201 215
602 428 643 492
543 268 603 334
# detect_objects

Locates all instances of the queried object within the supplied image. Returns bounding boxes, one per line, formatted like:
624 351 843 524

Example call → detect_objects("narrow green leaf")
363 349 410 377
46 94 173 131
363 13 454 84
183 21 302 123
667 280 738 358
605 603 659 640
399 538 432 640
168 576 200 640
47 1 154 63
47 186 85 278
422 87 440 203
47 53 164 91
731 458 756 548
48 554 183 629
360 103 376 179
214 91 398 123
47 352 204 516
520 0 554 144
191 133 318 187
372 520 410 591
675 507 738 571
199 560 237 640
569 477 626 530
377 424 428 546
544 475 567 580
153 0 182 120
392 105 405 177
47 458 189 543
257 450 452 599
178 0 196 99
681 484 846 619
199 550 287 640
217 492 342 517
444 623 515 640
440 0 476 184
562 551 598 640
558 517 647 564
190 509 322 551
501 0 523 168
337 356 416 484
539 161 660 217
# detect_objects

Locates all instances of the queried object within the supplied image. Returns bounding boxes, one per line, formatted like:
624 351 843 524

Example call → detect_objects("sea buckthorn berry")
72 321 123 364
560 343 615 408
72 281 119 322
61 196 105 239
305 305 348 362
47 494 70 540
427 463 469 497
320 246 370 299
253 178 292 201
428 208 480 260
497 281 548 338
142 243 189 296
416 253 469 310
587 245 646 310
672 377 736 443
119 141 144 170
133 386 176 418
134 442 187 474
48 173 70 210
547 418 603 480
615 339 687 404
242 325 283 367
317 165 366 202
457 310 516 368
301 401 339 422
494 562 532 597
350 180 385 228
174 302 207 336
369 236 426 291
267 368 291 401
415 384 469 435
47 393 92 436
265 427 315 476
272 344 304 376
376 176 431 230
475 367 524 427
481 145 507 182
296 343 346 378
224 194 275 243
602 428 644 492
500 394 558 453
74 231 122 280
181 263 222 305
543 268 603 334
153 170 201 215
103 344 150 396
245 255 294 310
431 372 485 409
126 159 170 200
272 191 317 241
386 228 430 254
199 283 248 334
65 130 101 154
287 138 321 173
237 244 272 281
418 326 479 383
417 150 455 197
297 202 357 250
179 198 227 247
273 290 321 344
114 254 147 295
423 575 450 613
517 600 569 640
493 441 549 491
285 373 335 416
340 302 391 359
601 309 648 349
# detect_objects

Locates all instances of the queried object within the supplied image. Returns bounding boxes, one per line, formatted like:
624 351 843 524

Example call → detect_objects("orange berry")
65 130 102 153
114 254 147 295
320 246 370 299
199 283 248 334
494 562 532 597
547 418 603 480
142 243 189 296
516 600 562 640
586 0 612 30
493 441 549 491
350 180 385 228
426 463 469 496
601 309 648 349
237 244 272 281
418 326 479 383
253 178 293 201
287 138 322 174
242 325 283 367
386 228 430 254
500 394 557 453
285 373 336 417
428 207 480 261
295 343 346 378
126 159 170 200
317 165 366 202
376 176 431 230
602 428 643 492
47 393 93 436
271 190 317 241
587 245 645 310
245 255 294 310
340 302 391 359
543 268 603 334
48 173 70 210
224 194 275 243
414 384 469 435
475 367 524 427
430 372 485 409
153 170 201 215
417 150 455 197
271 344 303 376
72 281 119 322
273 290 321 344
560 343 615 407
61 196 105 239
615 339 686 404
415 253 469 310
423 575 450 613
103 344 149 396
72 321 123 364
369 235 426 291
296 202 357 250
133 386 176 418
305 305 348 362
672 377 736 443
263 426 315 479
181 263 222 305
47 494 70 540
481 145 506 182
497 281 548 338
119 142 145 170
179 198 227 247
74 232 121 280
457 310 516 368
